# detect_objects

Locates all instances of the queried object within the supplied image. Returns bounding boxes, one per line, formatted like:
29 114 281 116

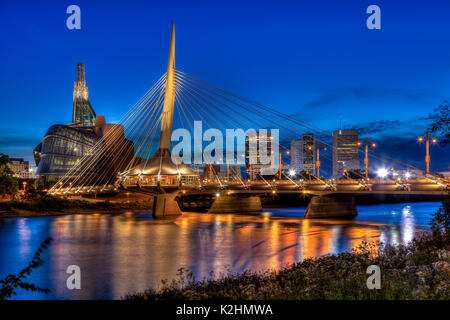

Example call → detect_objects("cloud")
347 117 430 136
0 129 41 164
300 87 442 110
0 136 40 148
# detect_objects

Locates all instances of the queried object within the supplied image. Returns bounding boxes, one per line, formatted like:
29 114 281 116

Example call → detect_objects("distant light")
418 137 424 142
372 143 376 148
377 168 388 178
432 138 437 144
262 211 272 219
405 172 411 179
216 193 220 197
289 169 296 177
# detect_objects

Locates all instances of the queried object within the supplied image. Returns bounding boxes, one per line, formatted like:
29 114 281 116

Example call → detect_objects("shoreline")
0 206 153 218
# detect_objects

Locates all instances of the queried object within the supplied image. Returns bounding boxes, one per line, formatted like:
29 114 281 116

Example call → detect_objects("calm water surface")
0 202 440 299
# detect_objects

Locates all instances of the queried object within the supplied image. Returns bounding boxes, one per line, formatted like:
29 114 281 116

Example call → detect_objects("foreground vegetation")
125 197 450 300
0 238 52 300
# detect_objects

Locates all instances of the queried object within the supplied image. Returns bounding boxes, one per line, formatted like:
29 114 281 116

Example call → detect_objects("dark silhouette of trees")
0 238 52 300
429 101 449 146
0 153 18 199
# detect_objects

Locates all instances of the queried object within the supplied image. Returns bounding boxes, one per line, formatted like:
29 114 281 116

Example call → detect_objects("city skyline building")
291 134 316 173
332 129 360 178
245 132 276 178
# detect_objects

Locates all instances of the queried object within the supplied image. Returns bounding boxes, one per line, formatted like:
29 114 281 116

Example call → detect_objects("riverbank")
125 231 450 300
0 208 147 218
0 195 153 218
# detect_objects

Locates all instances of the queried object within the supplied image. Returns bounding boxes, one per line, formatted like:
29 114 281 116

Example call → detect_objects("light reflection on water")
0 202 440 300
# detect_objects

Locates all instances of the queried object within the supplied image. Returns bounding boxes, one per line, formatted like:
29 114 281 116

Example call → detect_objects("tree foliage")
0 153 13 176
429 101 450 146
431 195 450 237
0 238 52 300
0 153 19 199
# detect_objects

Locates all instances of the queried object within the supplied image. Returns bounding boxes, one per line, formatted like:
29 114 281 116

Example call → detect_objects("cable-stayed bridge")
48 23 449 218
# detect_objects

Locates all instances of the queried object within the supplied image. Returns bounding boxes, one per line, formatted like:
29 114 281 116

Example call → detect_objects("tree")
0 184 6 198
0 238 52 300
0 176 18 199
0 153 13 176
0 153 18 199
430 195 450 237
23 183 39 201
428 101 449 146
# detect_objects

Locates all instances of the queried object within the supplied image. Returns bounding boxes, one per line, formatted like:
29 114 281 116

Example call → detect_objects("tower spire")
72 63 96 126
158 22 176 152
77 63 85 84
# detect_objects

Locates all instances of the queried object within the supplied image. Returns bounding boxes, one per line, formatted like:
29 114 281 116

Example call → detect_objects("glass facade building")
34 125 100 176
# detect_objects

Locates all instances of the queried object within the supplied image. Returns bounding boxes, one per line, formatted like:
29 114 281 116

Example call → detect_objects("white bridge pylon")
120 22 198 186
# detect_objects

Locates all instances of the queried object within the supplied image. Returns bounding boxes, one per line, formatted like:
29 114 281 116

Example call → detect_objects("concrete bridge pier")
208 195 262 215
152 192 182 218
304 195 357 219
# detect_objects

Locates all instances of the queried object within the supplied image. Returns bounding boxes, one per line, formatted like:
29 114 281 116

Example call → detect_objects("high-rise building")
245 132 277 177
291 134 315 173
72 63 96 127
332 130 360 178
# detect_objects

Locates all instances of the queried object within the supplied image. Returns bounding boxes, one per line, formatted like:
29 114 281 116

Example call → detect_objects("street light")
289 169 296 177
418 132 437 177
377 168 388 179
359 137 377 179
315 142 326 179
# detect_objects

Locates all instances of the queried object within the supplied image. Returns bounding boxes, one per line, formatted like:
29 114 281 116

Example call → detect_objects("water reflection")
0 202 439 300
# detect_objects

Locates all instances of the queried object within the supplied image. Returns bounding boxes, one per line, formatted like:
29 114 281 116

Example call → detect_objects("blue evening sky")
0 0 449 171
